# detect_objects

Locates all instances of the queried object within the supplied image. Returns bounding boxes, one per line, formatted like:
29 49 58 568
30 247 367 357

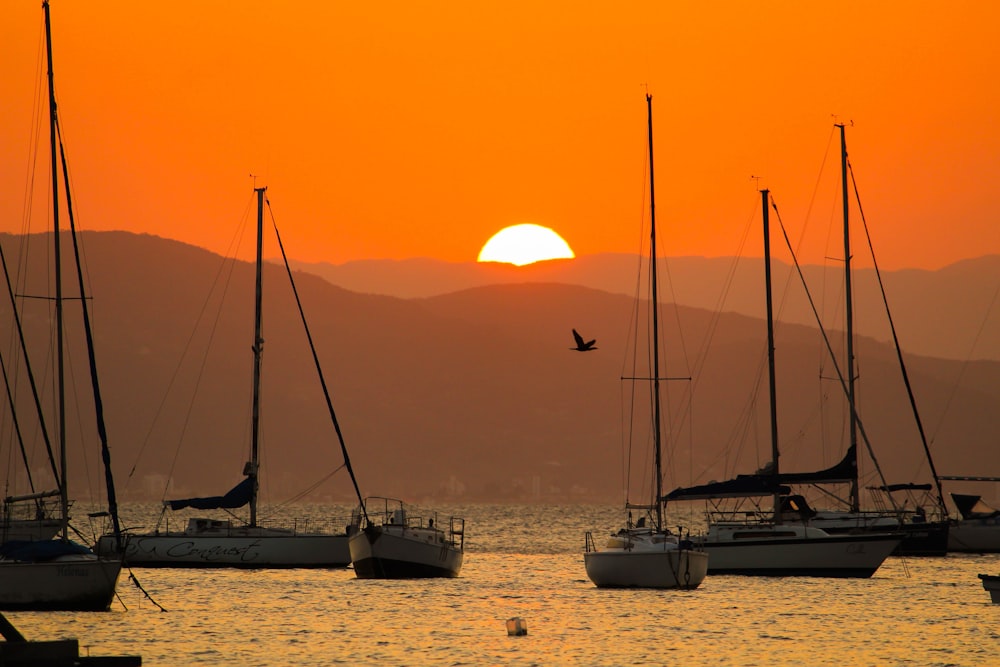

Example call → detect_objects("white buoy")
506 617 528 636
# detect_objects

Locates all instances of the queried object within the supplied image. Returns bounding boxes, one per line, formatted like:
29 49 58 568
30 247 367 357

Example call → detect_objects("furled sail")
770 444 857 485
166 477 253 511
665 445 857 502
665 477 790 501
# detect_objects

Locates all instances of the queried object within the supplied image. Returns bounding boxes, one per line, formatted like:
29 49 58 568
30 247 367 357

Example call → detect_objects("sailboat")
0 0 124 611
939 479 1000 552
96 188 353 568
779 124 950 556
665 188 902 577
347 496 465 579
582 94 709 590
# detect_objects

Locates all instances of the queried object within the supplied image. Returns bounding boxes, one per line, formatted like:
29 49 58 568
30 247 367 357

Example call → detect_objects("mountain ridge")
2 231 997 511
290 253 1000 363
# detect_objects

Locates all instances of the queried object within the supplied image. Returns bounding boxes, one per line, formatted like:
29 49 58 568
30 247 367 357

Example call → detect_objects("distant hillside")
2 231 997 514
290 254 1000 362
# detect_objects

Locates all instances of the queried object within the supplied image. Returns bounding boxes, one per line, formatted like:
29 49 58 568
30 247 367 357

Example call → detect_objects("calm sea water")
7 504 999 666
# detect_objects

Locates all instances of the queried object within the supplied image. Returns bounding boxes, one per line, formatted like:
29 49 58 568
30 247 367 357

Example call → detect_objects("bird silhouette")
571 329 597 351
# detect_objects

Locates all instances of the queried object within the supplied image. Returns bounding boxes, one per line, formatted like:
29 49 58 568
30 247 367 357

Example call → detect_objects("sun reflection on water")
7 504 998 666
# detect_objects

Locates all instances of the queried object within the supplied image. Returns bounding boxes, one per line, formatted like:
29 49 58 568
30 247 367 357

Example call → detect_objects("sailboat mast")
837 124 860 512
43 0 68 541
761 189 781 515
249 186 266 527
646 93 664 532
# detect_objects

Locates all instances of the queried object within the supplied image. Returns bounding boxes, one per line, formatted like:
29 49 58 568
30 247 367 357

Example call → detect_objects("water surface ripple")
8 504 998 666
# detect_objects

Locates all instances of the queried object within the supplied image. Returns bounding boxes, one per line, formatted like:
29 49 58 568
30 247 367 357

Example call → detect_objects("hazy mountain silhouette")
291 254 1000 362
2 231 997 512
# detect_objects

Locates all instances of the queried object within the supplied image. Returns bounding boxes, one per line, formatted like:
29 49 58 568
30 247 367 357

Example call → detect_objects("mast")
43 0 68 541
837 123 860 512
249 186 266 527
761 189 781 516
646 93 664 533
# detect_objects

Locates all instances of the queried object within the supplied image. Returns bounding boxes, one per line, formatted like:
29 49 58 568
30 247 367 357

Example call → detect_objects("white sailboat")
784 124 950 556
665 187 901 577
348 497 465 579
96 187 352 568
0 1 123 611
942 485 1000 552
583 94 709 590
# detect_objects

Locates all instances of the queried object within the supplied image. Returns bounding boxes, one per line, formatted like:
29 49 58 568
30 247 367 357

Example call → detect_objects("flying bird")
571 329 597 352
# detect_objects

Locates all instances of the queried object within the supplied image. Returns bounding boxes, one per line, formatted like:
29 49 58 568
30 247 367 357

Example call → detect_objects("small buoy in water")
506 617 528 636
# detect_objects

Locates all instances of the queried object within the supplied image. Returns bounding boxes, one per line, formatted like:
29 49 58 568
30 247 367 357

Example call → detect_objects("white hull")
584 548 708 589
0 557 122 611
349 525 463 578
948 520 1000 553
700 523 901 577
584 527 708 589
805 511 949 557
97 529 351 568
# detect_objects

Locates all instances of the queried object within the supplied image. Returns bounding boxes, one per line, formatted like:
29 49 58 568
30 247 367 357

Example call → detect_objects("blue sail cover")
0 540 94 562
166 477 253 511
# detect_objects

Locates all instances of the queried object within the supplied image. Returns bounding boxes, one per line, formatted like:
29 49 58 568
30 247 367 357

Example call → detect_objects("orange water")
7 504 999 666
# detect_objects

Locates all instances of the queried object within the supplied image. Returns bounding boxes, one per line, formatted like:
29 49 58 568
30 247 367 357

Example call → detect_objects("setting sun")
477 224 575 266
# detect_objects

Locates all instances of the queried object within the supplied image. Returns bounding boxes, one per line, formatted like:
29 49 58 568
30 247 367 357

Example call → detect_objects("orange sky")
2 1 998 270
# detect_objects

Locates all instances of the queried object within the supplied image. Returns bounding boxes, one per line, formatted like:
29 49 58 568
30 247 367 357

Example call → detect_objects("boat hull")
890 521 950 556
97 532 351 568
948 520 1000 553
349 525 463 579
979 574 1000 603
805 511 950 556
0 558 122 611
584 548 708 589
700 528 901 578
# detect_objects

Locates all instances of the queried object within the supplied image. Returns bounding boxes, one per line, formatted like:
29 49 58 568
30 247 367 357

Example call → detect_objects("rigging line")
796 125 839 262
265 199 367 520
57 122 122 541
131 194 254 497
18 18 47 240
0 346 38 495
849 160 946 510
621 147 649 507
278 464 346 507
693 195 758 377
0 234 60 487
697 195 765 481
928 277 1000 445
55 127 102 503
806 128 841 384
770 195 898 510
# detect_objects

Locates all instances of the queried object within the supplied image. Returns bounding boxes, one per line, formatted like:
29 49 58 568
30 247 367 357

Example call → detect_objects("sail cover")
0 540 95 562
166 477 253 511
665 445 858 501
770 444 857 485
665 477 791 501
